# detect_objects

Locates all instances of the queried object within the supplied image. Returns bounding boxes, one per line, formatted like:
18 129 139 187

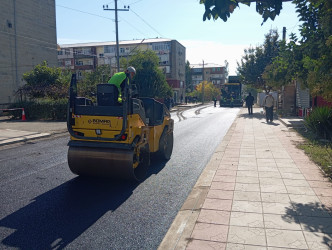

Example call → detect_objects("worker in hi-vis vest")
108 66 136 104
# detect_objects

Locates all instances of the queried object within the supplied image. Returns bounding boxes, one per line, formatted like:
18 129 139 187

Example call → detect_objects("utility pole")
282 27 286 41
103 2 129 72
202 60 205 104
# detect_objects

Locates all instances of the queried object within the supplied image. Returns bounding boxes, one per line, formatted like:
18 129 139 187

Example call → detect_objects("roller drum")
68 146 146 181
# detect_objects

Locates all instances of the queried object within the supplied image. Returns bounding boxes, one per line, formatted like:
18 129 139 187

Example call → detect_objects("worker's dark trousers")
265 106 274 122
247 105 253 114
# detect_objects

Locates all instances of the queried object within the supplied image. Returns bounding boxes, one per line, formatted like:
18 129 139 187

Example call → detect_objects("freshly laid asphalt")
1 106 331 249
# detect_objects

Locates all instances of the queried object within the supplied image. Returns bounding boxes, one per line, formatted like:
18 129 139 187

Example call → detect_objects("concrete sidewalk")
160 108 332 250
0 119 67 146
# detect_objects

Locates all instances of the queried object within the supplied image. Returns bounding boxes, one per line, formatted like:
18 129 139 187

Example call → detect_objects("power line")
57 4 115 22
116 0 164 38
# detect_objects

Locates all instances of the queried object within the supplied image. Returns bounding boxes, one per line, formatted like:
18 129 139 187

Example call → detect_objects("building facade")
191 65 226 89
0 0 57 105
58 38 186 103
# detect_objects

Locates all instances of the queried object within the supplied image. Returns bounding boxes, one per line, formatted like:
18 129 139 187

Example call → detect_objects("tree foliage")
237 29 280 90
262 0 332 100
200 0 286 24
195 81 221 101
20 61 71 100
128 50 173 98
185 61 193 92
79 65 111 97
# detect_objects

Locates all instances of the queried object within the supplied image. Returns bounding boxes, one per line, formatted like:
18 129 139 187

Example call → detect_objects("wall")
0 0 57 105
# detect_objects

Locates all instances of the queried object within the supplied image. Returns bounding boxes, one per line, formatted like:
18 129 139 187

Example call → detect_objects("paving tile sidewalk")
160 108 332 250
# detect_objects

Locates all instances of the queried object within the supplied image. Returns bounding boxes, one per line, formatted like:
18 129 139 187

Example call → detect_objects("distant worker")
108 66 136 104
245 92 255 115
213 97 217 107
263 92 275 123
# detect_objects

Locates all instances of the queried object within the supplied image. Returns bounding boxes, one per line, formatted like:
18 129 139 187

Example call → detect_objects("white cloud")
180 40 249 75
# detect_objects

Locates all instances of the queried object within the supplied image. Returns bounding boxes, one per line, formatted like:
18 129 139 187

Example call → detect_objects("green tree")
21 61 70 100
79 65 111 97
128 50 173 98
262 0 332 100
237 29 280 91
200 0 286 24
185 61 193 92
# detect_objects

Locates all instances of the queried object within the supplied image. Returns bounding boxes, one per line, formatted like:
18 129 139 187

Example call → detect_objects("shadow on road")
0 160 167 249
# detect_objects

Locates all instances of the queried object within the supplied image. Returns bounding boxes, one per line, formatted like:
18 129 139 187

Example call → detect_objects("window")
104 46 115 53
65 60 71 66
152 42 170 51
75 60 83 66
65 49 70 55
99 53 104 58
120 48 125 53
57 50 63 55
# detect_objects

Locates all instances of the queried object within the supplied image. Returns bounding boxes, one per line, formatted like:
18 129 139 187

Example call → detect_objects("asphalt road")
0 105 239 250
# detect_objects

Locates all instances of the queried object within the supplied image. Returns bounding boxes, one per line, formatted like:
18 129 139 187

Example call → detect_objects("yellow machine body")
67 75 174 181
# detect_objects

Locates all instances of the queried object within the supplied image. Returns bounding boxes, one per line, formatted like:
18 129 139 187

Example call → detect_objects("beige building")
191 64 226 89
58 38 186 103
0 0 57 106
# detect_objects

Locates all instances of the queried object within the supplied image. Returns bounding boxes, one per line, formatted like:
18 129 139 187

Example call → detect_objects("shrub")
8 99 68 121
304 106 332 140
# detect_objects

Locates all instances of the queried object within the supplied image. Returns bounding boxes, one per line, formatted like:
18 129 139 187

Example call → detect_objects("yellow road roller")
67 74 174 181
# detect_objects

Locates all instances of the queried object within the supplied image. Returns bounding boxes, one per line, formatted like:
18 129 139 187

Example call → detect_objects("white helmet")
127 66 136 74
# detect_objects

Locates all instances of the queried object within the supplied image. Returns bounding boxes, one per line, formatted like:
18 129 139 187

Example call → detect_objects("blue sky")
56 0 301 75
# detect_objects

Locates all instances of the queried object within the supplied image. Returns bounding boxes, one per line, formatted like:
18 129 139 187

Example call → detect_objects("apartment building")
0 0 57 105
58 38 186 102
191 65 226 89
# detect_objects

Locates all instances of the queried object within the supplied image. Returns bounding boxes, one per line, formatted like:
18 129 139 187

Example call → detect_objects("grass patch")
295 127 332 178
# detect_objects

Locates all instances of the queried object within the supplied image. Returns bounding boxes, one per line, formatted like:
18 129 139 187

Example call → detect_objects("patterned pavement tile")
265 229 308 249
289 194 321 203
286 186 316 195
264 214 302 230
277 167 301 174
236 171 259 178
235 183 260 192
283 179 310 187
308 180 332 188
313 188 332 197
257 167 279 172
291 201 332 217
261 193 290 203
216 170 237 176
259 178 284 186
259 171 282 178
228 226 266 246
232 200 263 213
213 175 236 182
298 216 332 233
260 184 288 194
236 176 259 184
226 243 267 250
191 223 229 242
211 182 236 191
262 202 296 215
237 165 258 171
197 209 231 225
280 172 306 180
230 212 264 227
233 191 262 202
186 239 226 250
202 198 233 211
303 231 332 250
207 190 234 200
